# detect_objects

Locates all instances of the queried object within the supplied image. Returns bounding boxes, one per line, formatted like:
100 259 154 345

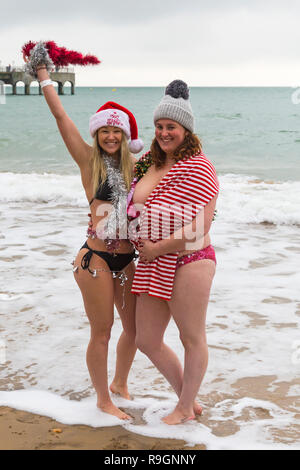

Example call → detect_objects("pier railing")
0 66 75 95
0 66 75 73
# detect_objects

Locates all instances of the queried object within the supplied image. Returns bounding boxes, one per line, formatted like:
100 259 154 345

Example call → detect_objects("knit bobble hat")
153 80 194 132
89 101 144 154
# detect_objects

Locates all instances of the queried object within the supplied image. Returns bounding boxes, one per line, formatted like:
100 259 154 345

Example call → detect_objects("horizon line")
3 84 296 88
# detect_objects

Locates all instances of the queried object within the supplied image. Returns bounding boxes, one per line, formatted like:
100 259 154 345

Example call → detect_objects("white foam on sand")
1 171 300 449
0 390 299 450
0 389 122 427
124 396 299 450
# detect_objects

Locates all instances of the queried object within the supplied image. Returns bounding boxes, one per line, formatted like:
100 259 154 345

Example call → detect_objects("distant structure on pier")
0 65 75 95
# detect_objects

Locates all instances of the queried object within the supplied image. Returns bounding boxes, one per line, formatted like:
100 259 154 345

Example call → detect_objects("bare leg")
135 294 184 396
110 261 137 399
163 259 216 424
74 249 131 420
135 294 202 415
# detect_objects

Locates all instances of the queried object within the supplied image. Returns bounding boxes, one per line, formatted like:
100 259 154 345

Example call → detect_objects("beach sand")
1 206 300 449
0 406 205 450
1 373 299 450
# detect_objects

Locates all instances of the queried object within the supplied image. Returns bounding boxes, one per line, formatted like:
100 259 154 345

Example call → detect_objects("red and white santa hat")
89 101 144 154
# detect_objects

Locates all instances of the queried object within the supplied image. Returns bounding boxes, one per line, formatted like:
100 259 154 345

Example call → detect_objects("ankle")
110 379 128 389
97 398 113 408
175 403 194 417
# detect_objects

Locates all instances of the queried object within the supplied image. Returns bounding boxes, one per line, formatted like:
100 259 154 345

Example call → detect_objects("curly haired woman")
127 80 219 424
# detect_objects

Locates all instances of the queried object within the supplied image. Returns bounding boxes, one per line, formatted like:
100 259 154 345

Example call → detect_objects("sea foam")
0 390 298 450
1 169 300 450
0 172 299 226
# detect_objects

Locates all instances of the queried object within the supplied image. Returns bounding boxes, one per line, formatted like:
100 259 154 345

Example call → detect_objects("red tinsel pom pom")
22 41 101 67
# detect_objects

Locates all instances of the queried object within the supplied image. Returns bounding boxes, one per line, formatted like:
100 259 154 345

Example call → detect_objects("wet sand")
1 372 299 450
0 406 205 450
1 221 300 449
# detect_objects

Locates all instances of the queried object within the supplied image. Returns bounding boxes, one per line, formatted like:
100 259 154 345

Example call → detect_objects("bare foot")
109 382 131 400
97 402 132 420
162 408 195 425
194 401 203 416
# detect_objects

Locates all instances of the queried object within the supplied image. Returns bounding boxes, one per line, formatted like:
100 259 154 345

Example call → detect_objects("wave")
0 172 299 226
0 172 86 207
217 174 300 226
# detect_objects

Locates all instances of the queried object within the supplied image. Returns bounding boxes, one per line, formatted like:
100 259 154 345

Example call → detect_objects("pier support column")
39 84 42 95
12 83 17 95
25 83 30 95
58 82 64 95
71 82 75 95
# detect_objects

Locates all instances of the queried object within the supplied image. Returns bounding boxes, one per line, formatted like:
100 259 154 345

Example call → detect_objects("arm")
139 195 218 261
36 67 92 169
131 154 137 173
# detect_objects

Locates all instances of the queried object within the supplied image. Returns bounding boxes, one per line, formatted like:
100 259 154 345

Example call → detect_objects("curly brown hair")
150 131 202 168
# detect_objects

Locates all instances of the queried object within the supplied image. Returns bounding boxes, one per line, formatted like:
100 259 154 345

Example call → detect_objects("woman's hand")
137 240 160 263
23 50 48 80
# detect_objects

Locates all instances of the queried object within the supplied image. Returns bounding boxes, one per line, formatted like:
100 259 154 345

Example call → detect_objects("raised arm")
36 66 92 169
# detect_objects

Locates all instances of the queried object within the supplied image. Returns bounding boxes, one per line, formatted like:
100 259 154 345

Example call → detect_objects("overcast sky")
1 0 300 86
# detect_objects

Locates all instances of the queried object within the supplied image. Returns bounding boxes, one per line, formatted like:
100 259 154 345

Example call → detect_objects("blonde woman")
24 44 143 420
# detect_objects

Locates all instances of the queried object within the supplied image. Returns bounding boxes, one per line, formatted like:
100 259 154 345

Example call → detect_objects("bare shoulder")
130 154 138 174
130 154 138 165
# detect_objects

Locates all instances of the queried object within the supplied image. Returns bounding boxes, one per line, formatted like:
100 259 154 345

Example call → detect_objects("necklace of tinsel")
133 151 217 221
134 151 153 181
101 154 128 252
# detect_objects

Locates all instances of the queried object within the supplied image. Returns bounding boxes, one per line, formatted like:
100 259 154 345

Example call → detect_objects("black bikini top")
89 178 113 205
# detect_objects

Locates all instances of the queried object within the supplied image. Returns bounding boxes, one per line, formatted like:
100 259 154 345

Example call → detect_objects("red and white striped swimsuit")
127 152 219 300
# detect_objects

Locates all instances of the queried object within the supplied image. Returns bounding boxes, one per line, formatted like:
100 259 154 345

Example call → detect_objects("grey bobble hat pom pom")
165 79 189 100
153 79 194 132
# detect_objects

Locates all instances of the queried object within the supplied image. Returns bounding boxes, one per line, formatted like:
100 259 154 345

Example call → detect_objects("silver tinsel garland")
100 155 128 241
24 42 54 79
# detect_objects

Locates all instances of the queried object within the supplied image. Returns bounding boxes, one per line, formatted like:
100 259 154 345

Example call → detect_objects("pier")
0 66 75 95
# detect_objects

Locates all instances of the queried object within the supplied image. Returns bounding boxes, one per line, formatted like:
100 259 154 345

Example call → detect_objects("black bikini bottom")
80 241 137 274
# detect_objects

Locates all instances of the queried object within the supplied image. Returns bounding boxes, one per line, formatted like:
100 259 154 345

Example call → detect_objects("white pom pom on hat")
89 101 144 154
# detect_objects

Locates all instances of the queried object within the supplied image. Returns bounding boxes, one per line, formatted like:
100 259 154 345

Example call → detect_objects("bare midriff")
88 199 134 254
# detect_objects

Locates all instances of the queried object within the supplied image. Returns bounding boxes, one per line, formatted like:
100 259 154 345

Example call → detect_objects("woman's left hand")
137 240 160 263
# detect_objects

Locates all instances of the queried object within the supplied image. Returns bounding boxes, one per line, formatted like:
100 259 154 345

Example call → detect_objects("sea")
0 86 299 449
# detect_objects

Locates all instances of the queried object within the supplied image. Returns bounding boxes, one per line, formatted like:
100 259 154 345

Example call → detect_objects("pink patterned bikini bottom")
176 245 216 269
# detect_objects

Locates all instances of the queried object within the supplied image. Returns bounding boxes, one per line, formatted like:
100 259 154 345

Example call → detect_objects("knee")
90 329 112 347
179 332 207 351
135 335 147 354
135 334 158 356
122 325 136 343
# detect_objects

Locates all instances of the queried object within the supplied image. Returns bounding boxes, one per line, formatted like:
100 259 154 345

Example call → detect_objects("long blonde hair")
90 131 133 195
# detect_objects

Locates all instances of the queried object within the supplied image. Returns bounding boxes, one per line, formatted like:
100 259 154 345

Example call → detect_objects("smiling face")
97 126 123 155
155 119 187 156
